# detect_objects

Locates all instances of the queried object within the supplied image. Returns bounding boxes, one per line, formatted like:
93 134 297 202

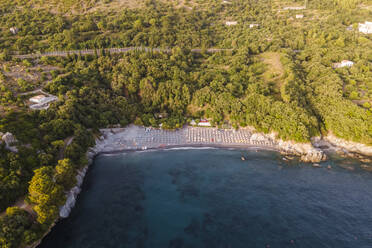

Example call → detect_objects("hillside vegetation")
0 0 372 247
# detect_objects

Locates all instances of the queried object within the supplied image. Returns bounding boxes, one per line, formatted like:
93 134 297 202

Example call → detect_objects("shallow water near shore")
38 148 372 248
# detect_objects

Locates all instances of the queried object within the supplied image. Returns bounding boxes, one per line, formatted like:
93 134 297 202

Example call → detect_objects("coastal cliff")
58 151 95 218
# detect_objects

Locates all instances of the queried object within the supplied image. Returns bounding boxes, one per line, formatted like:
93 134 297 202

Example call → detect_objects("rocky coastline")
37 125 372 222
29 151 96 248
312 135 372 158
32 125 372 248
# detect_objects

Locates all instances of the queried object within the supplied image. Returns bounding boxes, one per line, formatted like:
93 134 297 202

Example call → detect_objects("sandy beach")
90 125 329 164
93 125 278 154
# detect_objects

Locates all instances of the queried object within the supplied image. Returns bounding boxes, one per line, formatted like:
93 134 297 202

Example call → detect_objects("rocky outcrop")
249 132 326 163
59 186 81 218
300 150 327 163
312 135 372 157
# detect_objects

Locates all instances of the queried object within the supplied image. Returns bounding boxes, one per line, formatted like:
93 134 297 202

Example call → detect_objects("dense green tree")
28 167 65 224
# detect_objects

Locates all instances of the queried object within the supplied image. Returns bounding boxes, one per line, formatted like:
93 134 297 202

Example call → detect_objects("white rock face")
59 186 81 218
59 160 94 218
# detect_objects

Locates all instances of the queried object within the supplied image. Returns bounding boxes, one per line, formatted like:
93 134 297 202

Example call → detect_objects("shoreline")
95 143 281 156
92 125 327 163
33 125 372 248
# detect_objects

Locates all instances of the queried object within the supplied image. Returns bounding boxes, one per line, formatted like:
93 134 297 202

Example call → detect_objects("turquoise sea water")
38 148 372 248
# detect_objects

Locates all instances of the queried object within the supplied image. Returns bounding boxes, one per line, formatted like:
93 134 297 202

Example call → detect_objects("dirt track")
13 47 233 59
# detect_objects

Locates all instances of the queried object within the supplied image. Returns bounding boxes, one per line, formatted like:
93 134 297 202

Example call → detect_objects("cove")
38 148 372 248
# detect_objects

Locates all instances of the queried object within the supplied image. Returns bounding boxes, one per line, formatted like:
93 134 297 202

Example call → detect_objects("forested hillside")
0 0 372 247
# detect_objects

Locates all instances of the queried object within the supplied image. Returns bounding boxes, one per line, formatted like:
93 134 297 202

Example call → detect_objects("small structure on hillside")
296 14 304 19
249 23 259 28
190 119 197 126
1 132 18 152
226 21 238 26
29 94 58 110
283 6 306 10
2 132 16 145
359 21 372 34
198 119 212 127
10 27 18 35
30 95 47 104
333 60 354 68
222 0 232 4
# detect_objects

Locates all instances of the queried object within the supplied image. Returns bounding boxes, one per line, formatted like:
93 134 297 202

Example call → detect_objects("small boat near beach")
312 163 321 168
241 156 246 161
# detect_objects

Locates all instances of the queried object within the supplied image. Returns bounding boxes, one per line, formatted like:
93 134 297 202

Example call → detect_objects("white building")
333 60 354 68
296 14 304 19
198 119 212 127
30 95 47 104
29 95 58 110
359 21 372 34
222 0 232 4
190 119 197 126
283 6 306 10
249 23 259 28
226 21 238 26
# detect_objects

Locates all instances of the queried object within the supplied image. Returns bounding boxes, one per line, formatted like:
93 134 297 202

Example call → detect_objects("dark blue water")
39 148 372 248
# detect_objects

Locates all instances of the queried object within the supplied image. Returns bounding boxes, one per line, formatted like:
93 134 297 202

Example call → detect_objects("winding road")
13 47 233 59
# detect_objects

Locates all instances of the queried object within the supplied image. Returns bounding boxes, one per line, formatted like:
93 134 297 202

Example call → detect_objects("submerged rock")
300 149 327 163
361 164 372 172
360 158 372 163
